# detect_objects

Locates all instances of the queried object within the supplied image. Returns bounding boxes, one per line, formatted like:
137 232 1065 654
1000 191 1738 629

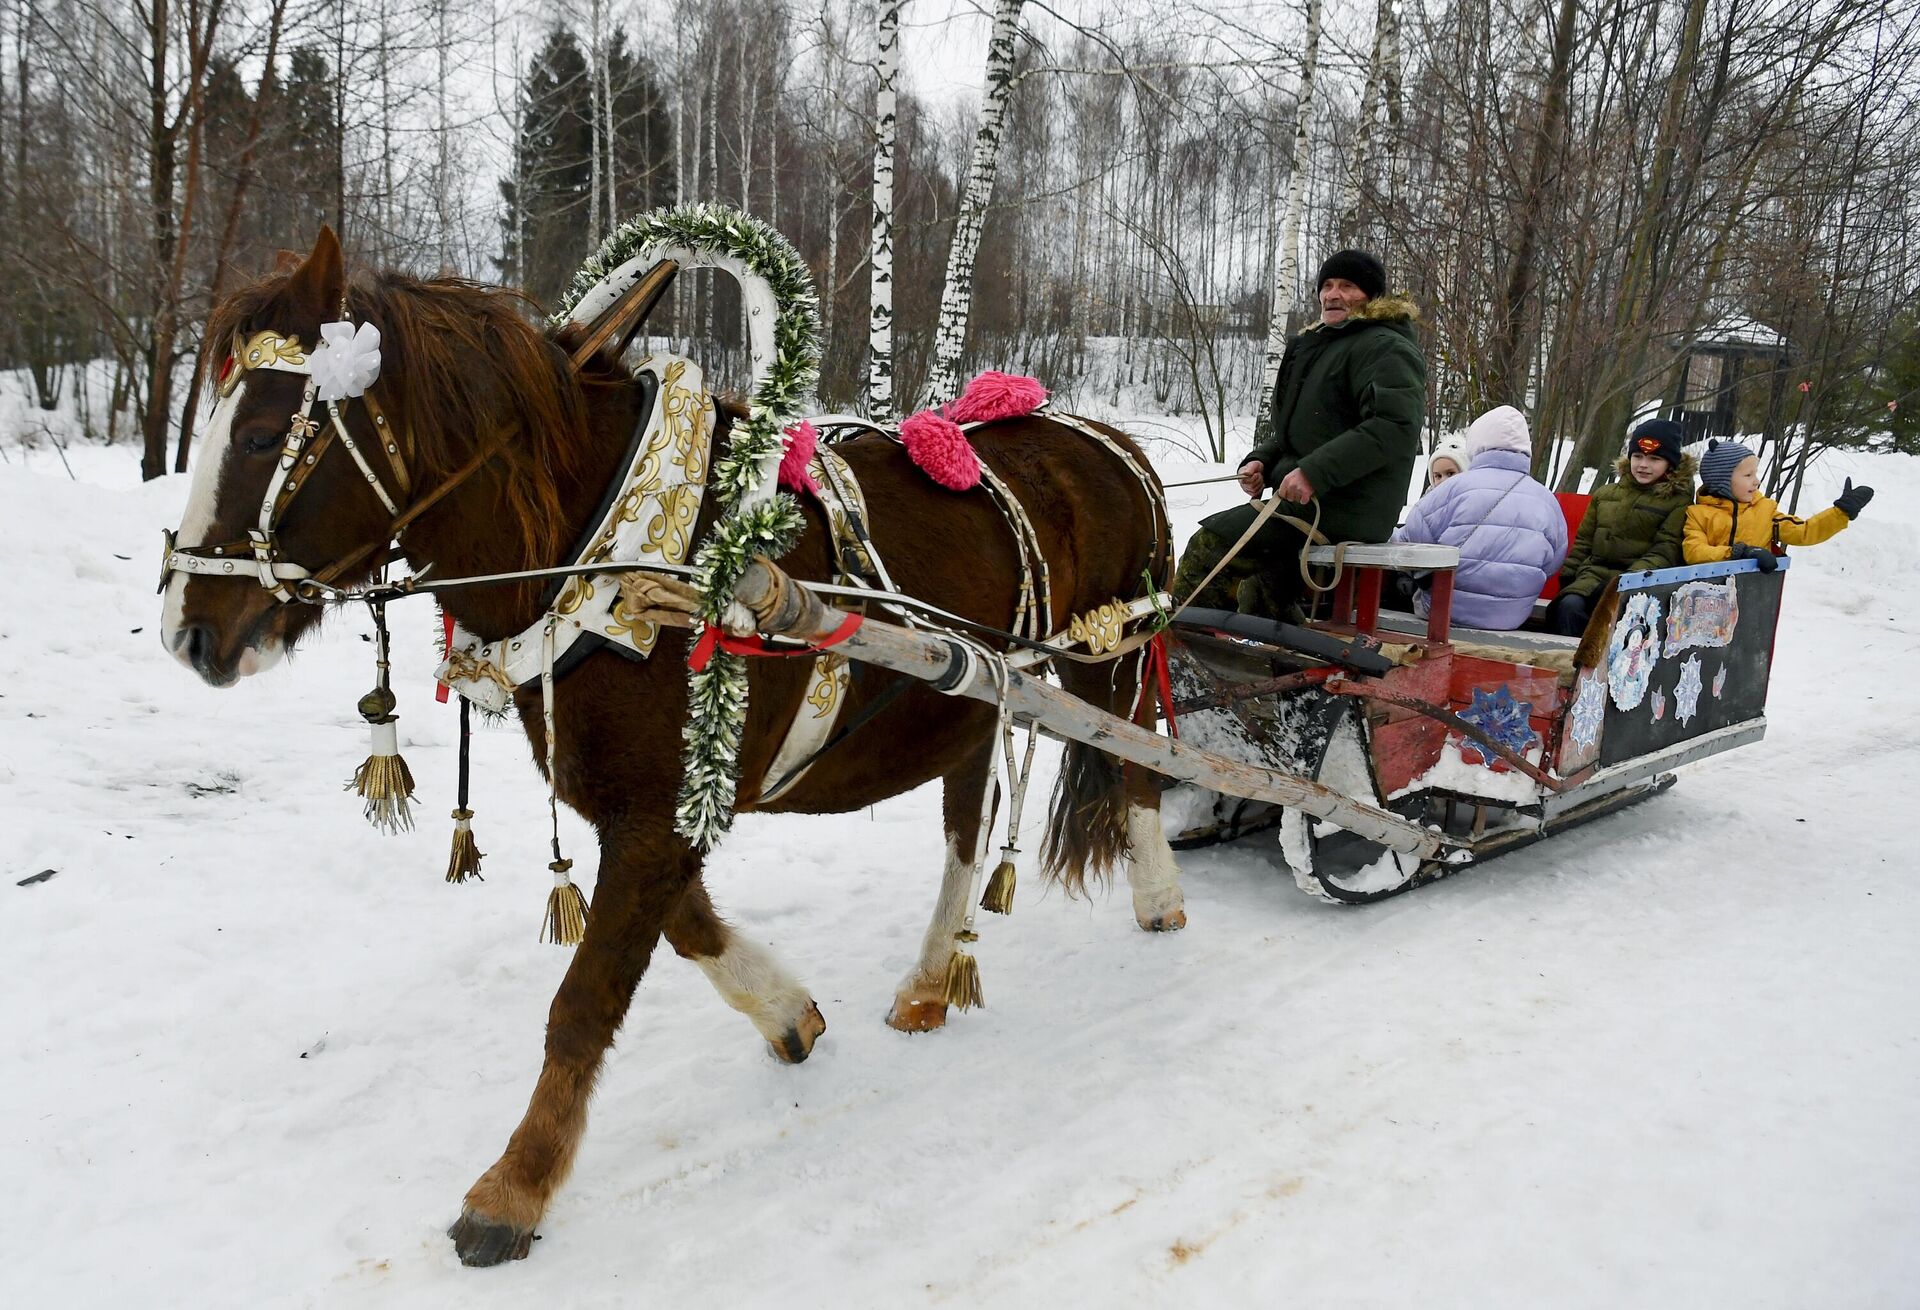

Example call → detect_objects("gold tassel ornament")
445 808 483 883
542 858 589 945
444 699 483 883
980 856 1017 915
350 695 416 834
347 600 415 833
943 941 984 1010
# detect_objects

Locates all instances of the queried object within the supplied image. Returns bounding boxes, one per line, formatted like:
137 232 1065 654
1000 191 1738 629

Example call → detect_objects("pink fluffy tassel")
899 410 981 491
778 420 819 494
946 370 1048 424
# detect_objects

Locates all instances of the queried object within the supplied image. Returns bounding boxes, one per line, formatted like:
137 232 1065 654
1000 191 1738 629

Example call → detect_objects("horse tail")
1042 736 1132 897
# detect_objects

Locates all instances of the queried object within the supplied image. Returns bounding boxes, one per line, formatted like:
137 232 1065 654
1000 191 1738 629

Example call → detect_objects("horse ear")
285 225 345 316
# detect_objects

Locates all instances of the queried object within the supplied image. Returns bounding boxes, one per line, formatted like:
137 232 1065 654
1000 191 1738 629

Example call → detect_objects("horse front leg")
448 818 694 1267
664 879 826 1064
1125 660 1187 932
886 745 995 1033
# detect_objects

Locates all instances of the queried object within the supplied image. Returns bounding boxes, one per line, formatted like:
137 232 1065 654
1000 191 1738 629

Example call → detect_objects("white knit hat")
1464 405 1531 459
1429 434 1470 476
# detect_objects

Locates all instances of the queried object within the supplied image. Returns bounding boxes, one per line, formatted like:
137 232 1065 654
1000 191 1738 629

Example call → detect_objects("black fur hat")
1315 250 1387 300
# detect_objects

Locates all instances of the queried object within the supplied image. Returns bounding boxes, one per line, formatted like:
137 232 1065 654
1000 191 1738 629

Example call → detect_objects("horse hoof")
448 1211 534 1266
768 1001 827 1064
885 997 949 1033
1139 907 1187 932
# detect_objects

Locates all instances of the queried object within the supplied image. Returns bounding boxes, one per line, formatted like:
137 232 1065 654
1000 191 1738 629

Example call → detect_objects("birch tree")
1253 0 1320 444
864 0 901 421
919 0 1024 408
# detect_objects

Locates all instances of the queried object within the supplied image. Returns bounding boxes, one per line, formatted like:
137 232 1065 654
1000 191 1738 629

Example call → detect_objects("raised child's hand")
1834 478 1874 519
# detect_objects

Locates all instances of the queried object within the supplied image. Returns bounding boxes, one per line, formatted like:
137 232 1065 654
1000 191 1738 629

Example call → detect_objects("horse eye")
239 426 282 456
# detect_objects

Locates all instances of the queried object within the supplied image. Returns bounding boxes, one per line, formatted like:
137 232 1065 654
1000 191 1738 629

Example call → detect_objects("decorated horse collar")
436 354 719 713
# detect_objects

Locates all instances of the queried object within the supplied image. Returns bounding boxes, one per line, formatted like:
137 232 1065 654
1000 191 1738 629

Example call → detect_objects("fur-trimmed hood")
1305 293 1421 333
1611 451 1697 495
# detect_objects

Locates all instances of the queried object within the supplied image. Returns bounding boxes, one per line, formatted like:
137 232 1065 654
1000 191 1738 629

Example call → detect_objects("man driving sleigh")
1172 249 1428 621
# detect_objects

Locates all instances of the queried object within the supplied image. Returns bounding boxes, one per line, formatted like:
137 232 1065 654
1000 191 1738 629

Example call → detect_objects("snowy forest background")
1 0 1916 493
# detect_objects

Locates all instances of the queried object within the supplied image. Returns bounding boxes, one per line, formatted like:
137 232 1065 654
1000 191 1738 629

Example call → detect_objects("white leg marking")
160 382 242 659
896 830 984 1002
692 936 817 1043
1125 802 1187 929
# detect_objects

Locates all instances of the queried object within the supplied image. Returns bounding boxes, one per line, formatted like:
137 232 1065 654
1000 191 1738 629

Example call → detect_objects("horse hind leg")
665 879 825 1064
886 744 996 1034
1053 653 1187 932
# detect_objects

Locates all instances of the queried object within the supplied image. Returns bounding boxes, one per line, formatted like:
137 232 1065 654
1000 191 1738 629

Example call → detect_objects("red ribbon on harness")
1148 631 1179 738
437 611 454 703
687 611 864 673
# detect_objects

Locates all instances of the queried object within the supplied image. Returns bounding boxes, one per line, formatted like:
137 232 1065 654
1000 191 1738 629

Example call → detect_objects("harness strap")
1172 493 1347 620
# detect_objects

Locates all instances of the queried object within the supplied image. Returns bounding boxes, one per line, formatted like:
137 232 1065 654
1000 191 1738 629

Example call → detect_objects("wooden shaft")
731 559 1445 858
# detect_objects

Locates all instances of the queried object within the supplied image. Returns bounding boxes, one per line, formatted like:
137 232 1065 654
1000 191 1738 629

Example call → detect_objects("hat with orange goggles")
1626 418 1684 469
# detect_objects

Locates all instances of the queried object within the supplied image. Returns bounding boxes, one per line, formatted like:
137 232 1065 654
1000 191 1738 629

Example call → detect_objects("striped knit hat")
1698 439 1756 499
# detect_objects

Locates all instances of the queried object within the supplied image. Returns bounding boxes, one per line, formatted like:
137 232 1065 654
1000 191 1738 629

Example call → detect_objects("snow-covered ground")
4 436 1919 1308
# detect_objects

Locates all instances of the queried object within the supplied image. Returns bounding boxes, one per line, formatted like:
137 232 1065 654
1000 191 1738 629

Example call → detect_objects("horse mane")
204 269 602 569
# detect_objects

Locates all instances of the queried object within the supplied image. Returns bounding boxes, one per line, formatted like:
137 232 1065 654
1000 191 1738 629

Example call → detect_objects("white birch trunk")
864 0 902 421
588 0 603 241
920 0 1024 409
1254 0 1321 445
1336 0 1388 240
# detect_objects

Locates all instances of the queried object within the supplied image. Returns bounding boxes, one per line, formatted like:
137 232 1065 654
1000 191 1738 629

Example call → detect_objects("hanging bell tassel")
348 598 414 833
542 858 589 946
444 699 482 883
980 853 1018 915
350 715 416 833
445 808 484 883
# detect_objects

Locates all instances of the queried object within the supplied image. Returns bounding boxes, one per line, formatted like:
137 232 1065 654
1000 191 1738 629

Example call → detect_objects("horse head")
160 227 398 686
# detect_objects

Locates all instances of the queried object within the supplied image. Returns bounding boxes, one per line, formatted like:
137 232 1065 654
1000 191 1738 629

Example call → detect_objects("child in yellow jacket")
1683 439 1873 570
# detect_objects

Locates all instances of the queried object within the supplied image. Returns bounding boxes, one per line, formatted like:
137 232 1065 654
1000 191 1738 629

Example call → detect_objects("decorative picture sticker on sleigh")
1664 578 1739 656
1606 591 1662 711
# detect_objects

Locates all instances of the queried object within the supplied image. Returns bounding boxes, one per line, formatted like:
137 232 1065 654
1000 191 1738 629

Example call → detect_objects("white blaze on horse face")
161 380 244 663
159 380 287 678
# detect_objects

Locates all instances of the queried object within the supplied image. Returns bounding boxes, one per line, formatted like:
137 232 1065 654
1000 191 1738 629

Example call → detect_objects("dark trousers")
1171 524 1314 620
1544 591 1590 637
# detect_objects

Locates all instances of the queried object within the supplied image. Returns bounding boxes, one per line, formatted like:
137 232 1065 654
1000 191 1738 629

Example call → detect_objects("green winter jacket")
1559 453 1698 599
1202 295 1427 551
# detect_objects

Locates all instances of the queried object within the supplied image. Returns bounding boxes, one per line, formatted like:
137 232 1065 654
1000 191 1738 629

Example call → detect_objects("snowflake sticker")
1606 591 1663 711
1569 670 1606 750
1712 664 1728 698
1675 655 1704 726
1651 687 1666 721
1458 685 1538 768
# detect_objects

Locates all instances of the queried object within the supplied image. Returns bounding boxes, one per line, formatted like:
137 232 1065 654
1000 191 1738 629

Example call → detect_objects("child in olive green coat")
1545 420 1695 636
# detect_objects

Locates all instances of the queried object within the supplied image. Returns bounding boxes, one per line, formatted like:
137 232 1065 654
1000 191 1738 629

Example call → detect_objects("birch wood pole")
920 0 1025 409
864 0 902 421
1254 0 1321 446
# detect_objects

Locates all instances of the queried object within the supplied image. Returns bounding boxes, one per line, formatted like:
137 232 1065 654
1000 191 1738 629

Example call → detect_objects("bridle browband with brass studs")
158 321 500 605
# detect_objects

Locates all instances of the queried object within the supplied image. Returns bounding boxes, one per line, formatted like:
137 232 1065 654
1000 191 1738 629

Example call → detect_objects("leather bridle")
158 324 497 604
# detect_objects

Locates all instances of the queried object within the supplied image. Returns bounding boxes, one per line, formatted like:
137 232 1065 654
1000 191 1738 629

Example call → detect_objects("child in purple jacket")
1393 406 1568 630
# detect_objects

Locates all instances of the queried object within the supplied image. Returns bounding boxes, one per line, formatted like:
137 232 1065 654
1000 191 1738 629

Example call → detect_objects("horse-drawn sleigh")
157 206 1782 1264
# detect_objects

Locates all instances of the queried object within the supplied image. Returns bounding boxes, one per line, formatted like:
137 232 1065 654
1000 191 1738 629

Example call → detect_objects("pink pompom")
899 409 981 491
946 370 1049 424
778 420 819 495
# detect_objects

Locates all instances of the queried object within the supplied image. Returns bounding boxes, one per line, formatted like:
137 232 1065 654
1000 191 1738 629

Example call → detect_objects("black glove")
1731 544 1779 573
1834 478 1874 519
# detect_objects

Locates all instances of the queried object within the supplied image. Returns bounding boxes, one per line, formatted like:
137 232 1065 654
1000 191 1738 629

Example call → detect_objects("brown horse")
158 227 1186 1266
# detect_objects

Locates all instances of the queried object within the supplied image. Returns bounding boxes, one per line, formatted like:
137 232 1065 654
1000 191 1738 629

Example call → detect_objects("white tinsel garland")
557 204 821 850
